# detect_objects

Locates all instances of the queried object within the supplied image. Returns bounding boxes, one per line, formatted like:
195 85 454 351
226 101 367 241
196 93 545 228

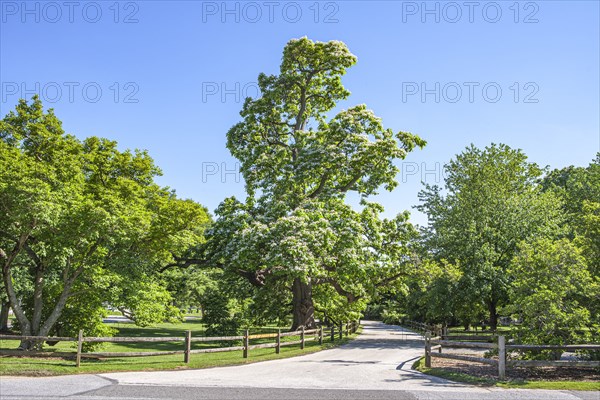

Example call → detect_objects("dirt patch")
432 357 599 382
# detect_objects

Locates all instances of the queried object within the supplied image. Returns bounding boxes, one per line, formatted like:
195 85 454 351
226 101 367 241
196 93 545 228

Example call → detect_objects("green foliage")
161 267 218 312
578 200 600 274
543 155 600 324
200 271 292 335
507 238 597 359
54 294 116 352
385 147 599 353
202 280 252 337
112 279 183 327
0 97 210 345
420 261 483 326
202 37 425 328
380 309 404 325
416 143 563 328
542 154 600 237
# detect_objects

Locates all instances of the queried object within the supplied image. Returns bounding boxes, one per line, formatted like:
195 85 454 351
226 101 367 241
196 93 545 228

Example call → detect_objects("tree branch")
308 170 330 199
336 173 362 193
373 271 408 288
314 277 359 303
159 256 221 272
236 267 285 287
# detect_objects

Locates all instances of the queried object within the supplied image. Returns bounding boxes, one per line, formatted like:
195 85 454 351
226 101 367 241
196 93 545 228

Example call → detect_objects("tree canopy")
416 143 563 329
0 97 210 348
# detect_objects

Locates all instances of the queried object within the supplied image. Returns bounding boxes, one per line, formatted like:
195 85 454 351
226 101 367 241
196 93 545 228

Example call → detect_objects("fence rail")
442 335 493 341
424 333 600 380
0 335 77 342
404 320 507 342
404 320 436 335
0 321 359 367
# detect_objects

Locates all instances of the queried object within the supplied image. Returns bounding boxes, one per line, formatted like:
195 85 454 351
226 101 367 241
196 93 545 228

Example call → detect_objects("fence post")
338 323 343 340
318 326 323 345
300 326 305 350
425 332 431 368
76 330 83 368
243 329 249 358
184 330 191 364
276 329 281 354
498 335 506 380
330 326 334 342
345 322 349 336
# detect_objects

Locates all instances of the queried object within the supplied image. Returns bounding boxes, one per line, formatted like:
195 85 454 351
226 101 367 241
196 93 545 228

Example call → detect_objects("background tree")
507 238 597 358
417 143 563 330
161 267 220 316
542 154 600 325
0 97 210 349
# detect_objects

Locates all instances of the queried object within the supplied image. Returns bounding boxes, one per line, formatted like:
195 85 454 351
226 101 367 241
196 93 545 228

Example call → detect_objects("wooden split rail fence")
404 320 442 337
440 331 499 341
424 333 600 380
404 320 432 334
404 320 498 341
0 321 359 367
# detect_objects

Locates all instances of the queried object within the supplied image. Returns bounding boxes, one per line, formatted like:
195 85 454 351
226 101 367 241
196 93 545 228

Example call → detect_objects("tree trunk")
488 300 498 331
31 267 45 333
0 302 9 332
17 267 81 351
1 239 32 337
291 278 316 331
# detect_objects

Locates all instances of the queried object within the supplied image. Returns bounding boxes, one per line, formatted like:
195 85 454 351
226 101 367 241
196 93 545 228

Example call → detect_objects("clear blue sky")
2 1 599 225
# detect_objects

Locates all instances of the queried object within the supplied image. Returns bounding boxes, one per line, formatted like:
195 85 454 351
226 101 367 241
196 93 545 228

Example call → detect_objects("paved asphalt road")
1 321 598 400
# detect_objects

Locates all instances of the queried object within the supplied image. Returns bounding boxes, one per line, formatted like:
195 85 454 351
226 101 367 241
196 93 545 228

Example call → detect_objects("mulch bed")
431 357 600 382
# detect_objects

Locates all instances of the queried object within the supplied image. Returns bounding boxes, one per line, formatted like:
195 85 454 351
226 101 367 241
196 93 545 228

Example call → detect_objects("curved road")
0 321 597 400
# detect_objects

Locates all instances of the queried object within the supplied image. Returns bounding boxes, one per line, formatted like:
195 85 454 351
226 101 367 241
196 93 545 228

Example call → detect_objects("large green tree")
174 38 425 330
0 97 209 349
417 143 563 330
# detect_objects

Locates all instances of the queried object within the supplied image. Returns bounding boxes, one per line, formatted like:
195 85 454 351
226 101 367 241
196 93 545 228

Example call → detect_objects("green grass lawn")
412 357 599 391
0 321 361 376
1 320 308 353
445 326 515 338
